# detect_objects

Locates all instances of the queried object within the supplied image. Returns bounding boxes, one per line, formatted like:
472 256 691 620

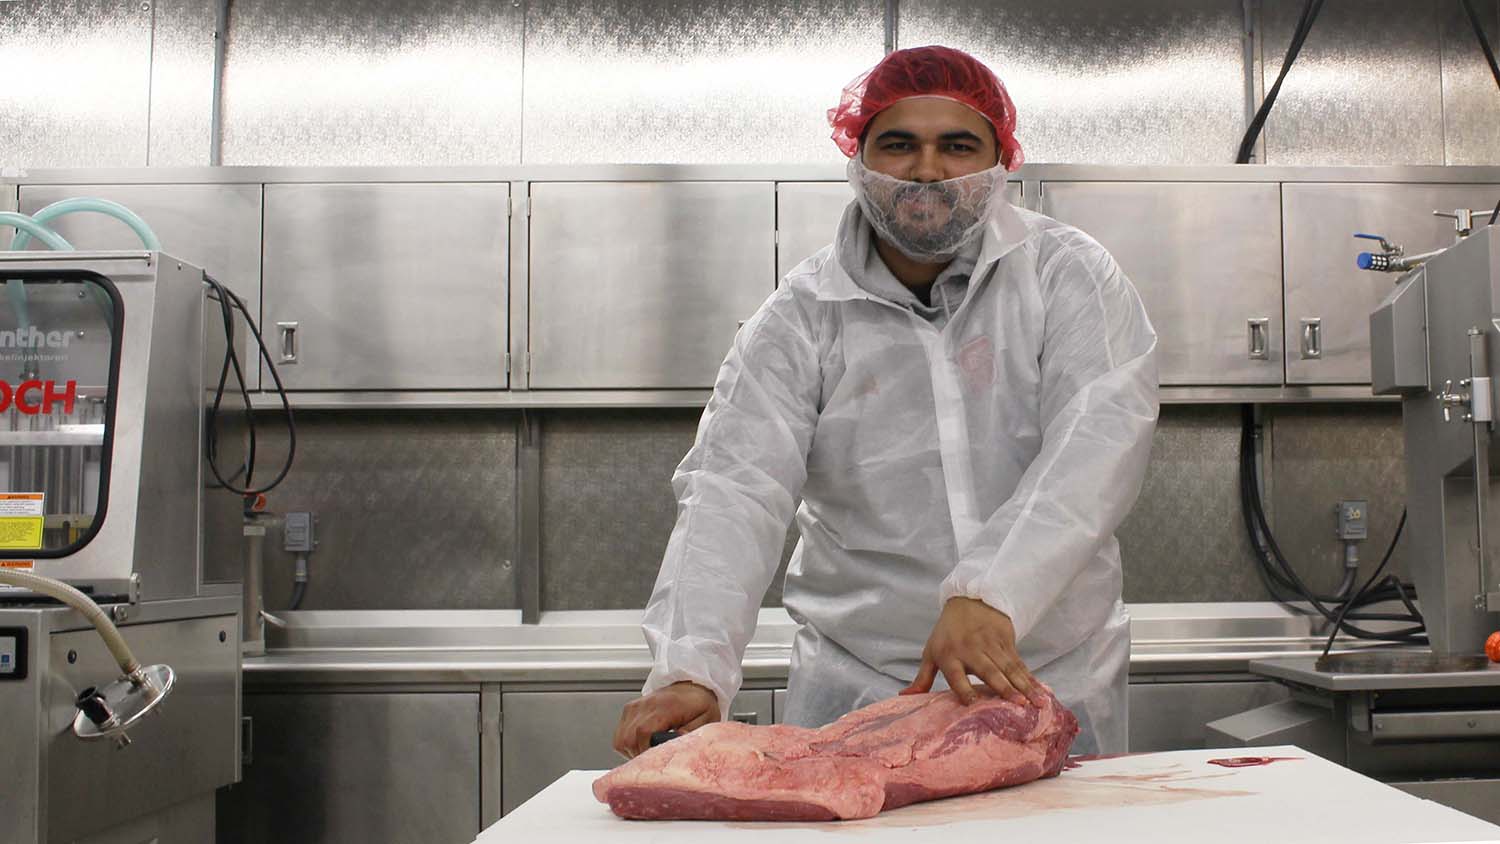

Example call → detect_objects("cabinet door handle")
1300 318 1322 360
1248 318 1270 360
277 321 299 364
730 711 760 725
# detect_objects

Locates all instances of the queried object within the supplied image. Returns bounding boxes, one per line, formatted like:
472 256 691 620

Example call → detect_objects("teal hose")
0 212 74 251
0 212 74 334
11 198 161 251
2 198 159 334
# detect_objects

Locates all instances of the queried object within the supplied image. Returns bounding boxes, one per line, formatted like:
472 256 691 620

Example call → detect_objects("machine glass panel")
0 271 120 557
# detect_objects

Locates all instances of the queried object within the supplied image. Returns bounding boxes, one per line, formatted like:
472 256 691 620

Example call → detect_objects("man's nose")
911 146 944 182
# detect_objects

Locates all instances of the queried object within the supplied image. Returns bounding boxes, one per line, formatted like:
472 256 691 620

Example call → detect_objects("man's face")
860 97 1000 180
857 97 1001 253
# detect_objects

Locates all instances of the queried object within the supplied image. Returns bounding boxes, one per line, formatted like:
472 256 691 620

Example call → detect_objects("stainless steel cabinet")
1283 183 1500 384
1128 680 1289 752
775 181 1023 282
218 692 481 844
527 182 775 389
261 183 509 390
19 183 264 386
1042 182 1285 386
500 689 774 814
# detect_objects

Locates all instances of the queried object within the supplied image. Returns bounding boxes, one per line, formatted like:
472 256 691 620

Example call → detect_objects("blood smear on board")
1206 756 1301 768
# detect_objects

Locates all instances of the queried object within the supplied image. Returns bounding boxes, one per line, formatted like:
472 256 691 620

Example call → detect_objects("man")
613 45 1157 758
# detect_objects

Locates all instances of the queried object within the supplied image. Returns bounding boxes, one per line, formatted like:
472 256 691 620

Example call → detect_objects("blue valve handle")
1354 233 1386 241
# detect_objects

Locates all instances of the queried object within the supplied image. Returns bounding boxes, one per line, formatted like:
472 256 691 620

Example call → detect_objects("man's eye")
884 142 914 152
945 143 975 153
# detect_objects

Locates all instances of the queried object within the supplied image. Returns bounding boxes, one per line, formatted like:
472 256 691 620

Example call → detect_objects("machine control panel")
0 627 28 680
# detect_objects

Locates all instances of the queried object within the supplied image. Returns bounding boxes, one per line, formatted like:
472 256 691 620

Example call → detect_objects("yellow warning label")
0 559 34 569
0 518 44 549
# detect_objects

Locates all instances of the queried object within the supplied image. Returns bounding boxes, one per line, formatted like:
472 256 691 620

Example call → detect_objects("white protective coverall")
640 194 1158 755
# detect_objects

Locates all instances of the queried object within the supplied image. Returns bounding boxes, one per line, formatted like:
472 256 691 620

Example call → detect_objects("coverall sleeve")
641 288 822 720
939 238 1159 642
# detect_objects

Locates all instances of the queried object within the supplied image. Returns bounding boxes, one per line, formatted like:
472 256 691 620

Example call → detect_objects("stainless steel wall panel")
1117 406 1266 603
528 181 774 389
1261 0 1445 165
1439 0 1500 165
1128 681 1290 751
501 690 773 814
261 182 509 390
0 0 153 168
520 0 884 164
1265 404 1409 595
218 692 481 843
777 182 854 281
221 0 523 166
775 181 1021 281
1282 182 1500 384
18 182 264 379
148 0 217 166
898 0 1248 164
539 410 795 611
246 411 519 610
1041 181 1285 385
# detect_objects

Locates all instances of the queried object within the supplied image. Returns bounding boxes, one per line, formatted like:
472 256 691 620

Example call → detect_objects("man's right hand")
612 681 720 759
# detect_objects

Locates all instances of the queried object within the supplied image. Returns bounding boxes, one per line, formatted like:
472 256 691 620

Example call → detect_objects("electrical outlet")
284 511 315 553
1337 500 1368 541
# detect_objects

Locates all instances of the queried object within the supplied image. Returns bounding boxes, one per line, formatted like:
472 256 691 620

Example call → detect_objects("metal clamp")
1299 318 1322 360
277 321 299 364
1437 379 1471 423
1247 318 1270 360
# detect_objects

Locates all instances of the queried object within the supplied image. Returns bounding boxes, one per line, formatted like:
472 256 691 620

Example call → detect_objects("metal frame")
8 163 1500 185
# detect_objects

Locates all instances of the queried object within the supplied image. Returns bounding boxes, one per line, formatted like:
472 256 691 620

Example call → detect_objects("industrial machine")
1211 215 1500 822
0 247 242 843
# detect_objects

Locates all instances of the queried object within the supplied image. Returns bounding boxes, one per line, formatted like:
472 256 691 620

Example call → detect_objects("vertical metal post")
210 0 230 166
514 410 541 624
1466 327 1492 607
883 0 899 53
1242 0 1266 164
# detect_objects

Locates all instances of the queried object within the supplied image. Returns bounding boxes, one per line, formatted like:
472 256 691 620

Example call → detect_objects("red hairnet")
828 45 1023 171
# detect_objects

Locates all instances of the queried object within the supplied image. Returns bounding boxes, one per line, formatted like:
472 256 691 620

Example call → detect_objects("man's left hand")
901 597 1040 707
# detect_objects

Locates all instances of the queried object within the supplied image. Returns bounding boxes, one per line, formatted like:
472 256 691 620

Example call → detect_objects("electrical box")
1337 500 1369 541
0 627 25 679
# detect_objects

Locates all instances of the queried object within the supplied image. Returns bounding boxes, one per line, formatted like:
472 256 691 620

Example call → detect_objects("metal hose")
0 569 141 677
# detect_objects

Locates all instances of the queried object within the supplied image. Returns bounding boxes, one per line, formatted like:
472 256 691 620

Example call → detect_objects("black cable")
1490 198 1499 226
1236 0 1327 164
1239 406 1426 645
202 273 296 497
1459 0 1500 91
1321 510 1406 656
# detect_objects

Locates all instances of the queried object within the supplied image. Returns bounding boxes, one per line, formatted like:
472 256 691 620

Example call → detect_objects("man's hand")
612 681 720 759
901 597 1039 707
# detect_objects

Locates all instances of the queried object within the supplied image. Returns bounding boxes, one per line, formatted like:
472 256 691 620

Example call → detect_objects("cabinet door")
261 182 509 390
1283 183 1500 384
218 692 481 844
775 181 1024 282
1042 182 1285 386
1127 680 1289 752
500 689 773 814
20 183 264 387
527 182 774 389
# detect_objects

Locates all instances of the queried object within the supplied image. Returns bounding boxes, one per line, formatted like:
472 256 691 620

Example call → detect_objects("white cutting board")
475 746 1500 844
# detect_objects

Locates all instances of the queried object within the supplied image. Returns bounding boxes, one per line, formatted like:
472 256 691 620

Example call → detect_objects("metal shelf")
243 385 1395 410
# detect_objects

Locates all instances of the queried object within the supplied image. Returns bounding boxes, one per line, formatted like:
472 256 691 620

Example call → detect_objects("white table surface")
475 746 1500 844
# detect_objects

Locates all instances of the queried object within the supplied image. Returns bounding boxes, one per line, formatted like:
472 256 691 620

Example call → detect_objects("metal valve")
1438 379 1471 422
